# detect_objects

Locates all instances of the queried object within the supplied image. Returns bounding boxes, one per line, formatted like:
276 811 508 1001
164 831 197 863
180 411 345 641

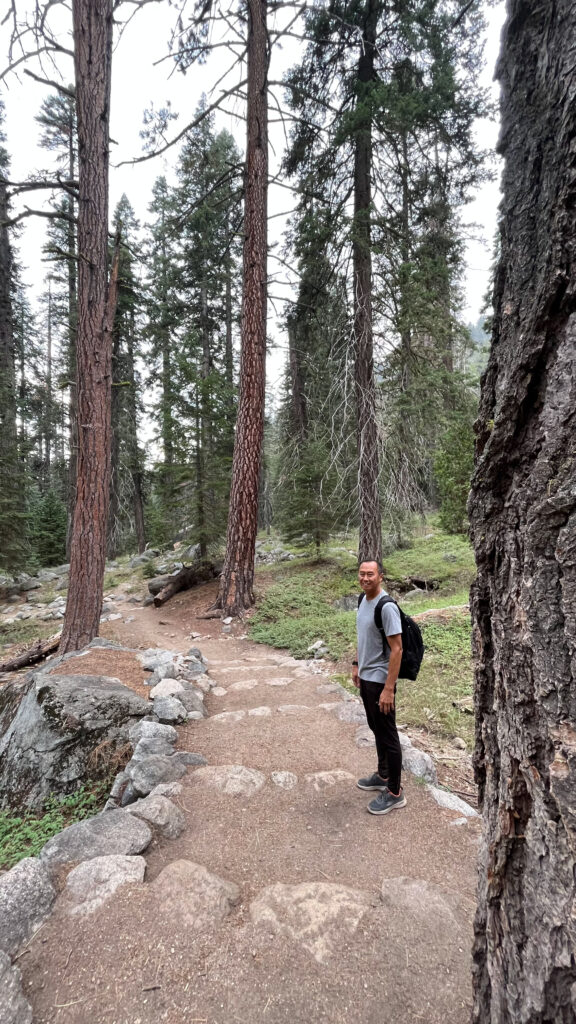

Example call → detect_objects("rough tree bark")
216 0 268 615
354 0 382 565
59 0 115 653
469 3 576 1021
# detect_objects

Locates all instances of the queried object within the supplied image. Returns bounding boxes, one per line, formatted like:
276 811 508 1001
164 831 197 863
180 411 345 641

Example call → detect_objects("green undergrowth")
0 781 111 871
382 532 476 590
0 619 56 655
398 614 474 746
251 561 359 659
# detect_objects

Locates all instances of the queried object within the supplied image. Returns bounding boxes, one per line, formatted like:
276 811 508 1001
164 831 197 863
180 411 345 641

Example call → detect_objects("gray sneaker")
367 789 407 815
357 772 389 791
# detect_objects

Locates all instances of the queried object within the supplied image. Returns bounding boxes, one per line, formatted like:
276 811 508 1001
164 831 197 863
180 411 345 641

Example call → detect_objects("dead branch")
0 632 61 674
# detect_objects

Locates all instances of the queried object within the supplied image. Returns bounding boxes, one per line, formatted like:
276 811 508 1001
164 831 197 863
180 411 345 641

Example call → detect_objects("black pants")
359 678 402 795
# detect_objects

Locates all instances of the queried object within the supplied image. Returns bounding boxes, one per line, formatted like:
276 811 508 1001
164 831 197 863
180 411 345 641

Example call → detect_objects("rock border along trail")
16 607 480 1024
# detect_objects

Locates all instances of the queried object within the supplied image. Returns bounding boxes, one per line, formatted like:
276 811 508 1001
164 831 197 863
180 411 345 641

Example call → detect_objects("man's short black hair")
358 558 384 575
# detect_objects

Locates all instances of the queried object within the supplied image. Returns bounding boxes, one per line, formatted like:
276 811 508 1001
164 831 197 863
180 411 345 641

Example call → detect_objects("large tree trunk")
469 3 576 1021
66 124 78 560
59 0 114 653
354 0 381 565
216 0 268 616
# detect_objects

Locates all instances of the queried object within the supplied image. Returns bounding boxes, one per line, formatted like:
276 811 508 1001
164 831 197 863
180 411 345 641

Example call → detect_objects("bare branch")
4 178 79 198
1 206 77 228
115 79 248 166
23 67 75 96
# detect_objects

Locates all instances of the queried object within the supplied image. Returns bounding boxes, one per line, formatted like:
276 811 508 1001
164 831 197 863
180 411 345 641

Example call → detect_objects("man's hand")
379 685 395 713
352 664 360 688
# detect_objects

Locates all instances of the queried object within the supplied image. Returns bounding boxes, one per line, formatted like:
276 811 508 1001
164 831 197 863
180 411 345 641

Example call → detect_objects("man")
352 559 406 815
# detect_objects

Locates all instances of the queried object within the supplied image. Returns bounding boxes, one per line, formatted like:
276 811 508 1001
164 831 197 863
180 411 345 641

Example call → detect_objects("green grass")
0 619 57 655
0 782 111 871
250 561 359 659
398 614 474 746
103 566 137 590
382 532 475 592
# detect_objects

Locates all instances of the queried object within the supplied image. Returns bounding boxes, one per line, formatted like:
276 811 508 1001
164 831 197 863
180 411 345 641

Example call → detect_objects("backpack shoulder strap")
373 594 397 633
357 593 365 608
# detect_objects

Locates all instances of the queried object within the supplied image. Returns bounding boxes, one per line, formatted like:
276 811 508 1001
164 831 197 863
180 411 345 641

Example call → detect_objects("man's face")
358 561 383 596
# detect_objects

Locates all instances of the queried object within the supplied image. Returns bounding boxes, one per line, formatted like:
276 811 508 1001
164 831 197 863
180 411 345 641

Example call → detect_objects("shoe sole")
367 797 407 815
356 782 388 791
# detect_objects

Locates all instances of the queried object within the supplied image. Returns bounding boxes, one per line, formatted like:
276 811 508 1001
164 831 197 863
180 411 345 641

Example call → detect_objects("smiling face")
358 561 384 600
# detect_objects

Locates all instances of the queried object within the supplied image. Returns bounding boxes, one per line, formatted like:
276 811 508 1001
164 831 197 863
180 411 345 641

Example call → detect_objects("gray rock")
192 764 265 797
211 710 245 723
179 662 208 679
129 552 157 568
426 785 479 817
401 589 426 602
119 781 138 807
151 860 240 929
149 661 179 685
131 736 175 761
136 649 176 673
0 672 151 810
403 747 437 784
304 770 355 791
453 737 467 750
128 720 177 745
19 579 42 592
271 771 298 790
355 725 375 747
126 794 185 838
170 751 207 768
149 679 184 699
109 771 130 801
176 688 206 716
250 882 372 964
40 810 152 872
64 855 146 916
126 754 186 796
331 595 359 612
186 648 205 661
150 782 183 798
153 695 188 724
336 702 365 724
0 951 32 1024
0 858 56 957
316 683 343 695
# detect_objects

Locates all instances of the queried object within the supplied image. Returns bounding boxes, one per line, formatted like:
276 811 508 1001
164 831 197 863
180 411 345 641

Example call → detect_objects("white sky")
1 0 506 388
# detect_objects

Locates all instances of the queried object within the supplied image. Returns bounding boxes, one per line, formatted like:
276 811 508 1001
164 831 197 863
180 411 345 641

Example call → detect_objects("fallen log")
152 561 221 608
147 574 176 596
0 631 61 674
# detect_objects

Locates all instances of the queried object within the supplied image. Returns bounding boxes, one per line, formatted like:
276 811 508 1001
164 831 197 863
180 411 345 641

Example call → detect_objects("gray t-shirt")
357 591 402 684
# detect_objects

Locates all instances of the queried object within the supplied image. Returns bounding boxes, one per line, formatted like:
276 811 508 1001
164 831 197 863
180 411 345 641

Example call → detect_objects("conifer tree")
0 100 29 571
284 0 488 546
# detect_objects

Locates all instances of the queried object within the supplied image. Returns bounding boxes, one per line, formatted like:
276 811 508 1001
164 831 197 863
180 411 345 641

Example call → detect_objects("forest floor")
8 575 481 1024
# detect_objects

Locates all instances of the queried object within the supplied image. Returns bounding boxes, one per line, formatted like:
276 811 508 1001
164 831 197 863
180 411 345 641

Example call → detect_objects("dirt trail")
19 586 480 1024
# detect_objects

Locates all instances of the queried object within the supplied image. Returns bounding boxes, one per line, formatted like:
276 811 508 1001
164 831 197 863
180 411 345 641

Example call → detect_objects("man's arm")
352 655 360 688
379 633 402 714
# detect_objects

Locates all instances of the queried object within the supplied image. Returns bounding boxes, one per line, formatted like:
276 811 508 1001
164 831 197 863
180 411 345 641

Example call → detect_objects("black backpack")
357 592 424 681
